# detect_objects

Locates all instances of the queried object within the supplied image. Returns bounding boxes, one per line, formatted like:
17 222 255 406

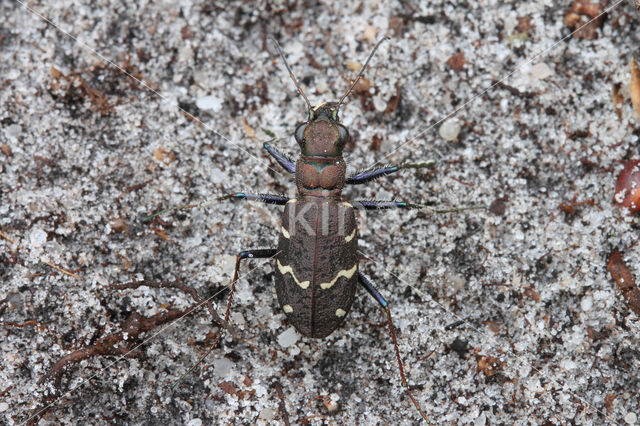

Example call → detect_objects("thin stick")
270 36 312 111
337 37 390 110
42 261 81 279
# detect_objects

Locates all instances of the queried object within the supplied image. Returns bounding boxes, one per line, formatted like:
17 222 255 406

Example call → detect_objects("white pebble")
29 228 48 248
209 167 226 185
439 118 461 141
5 124 21 138
625 412 637 424
580 295 593 311
530 63 553 80
187 419 202 426
277 327 299 347
196 95 223 112
213 357 233 378
0 402 8 412
259 408 275 421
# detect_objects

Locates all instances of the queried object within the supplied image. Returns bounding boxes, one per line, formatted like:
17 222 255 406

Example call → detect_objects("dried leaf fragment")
605 393 616 413
631 58 640 122
563 1 605 39
613 159 640 214
242 117 256 138
218 381 237 395
606 250 640 315
447 52 465 72
612 83 624 120
477 355 504 376
154 147 176 165
516 16 534 34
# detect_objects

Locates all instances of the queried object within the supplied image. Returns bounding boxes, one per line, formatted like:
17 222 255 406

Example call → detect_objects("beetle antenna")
337 36 390 111
270 36 313 112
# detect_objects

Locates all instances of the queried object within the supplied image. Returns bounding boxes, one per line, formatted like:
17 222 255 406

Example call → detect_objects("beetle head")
295 102 349 157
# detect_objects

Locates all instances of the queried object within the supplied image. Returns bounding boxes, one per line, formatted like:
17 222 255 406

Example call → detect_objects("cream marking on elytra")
342 202 353 209
277 259 310 289
335 308 346 318
319 264 358 290
281 226 290 239
344 228 356 243
283 305 293 313
286 198 297 204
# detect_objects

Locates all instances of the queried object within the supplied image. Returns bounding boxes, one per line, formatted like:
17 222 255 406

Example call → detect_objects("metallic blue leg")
263 142 296 173
346 161 435 185
358 272 387 308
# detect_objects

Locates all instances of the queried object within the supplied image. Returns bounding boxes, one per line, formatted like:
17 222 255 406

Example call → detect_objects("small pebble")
5 124 21 138
213 357 233 378
29 228 48 248
196 95 223 112
187 419 203 426
363 26 377 42
530 63 553 80
259 407 275 421
277 327 299 347
439 118 461 141
0 402 9 412
625 412 637 424
580 295 593 311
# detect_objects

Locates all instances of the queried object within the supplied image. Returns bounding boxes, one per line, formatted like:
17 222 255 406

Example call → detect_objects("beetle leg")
173 249 277 387
143 193 290 222
228 193 290 205
346 161 435 185
351 200 484 214
358 272 429 422
263 141 296 173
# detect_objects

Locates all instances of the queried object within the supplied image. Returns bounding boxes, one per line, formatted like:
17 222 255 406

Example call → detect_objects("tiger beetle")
170 37 439 421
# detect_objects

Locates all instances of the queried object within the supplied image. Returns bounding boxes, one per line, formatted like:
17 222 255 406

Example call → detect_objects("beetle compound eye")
337 124 349 148
295 123 307 147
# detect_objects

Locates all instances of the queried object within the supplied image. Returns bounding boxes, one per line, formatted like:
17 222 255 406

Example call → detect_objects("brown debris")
447 52 465 72
516 16 534 34
523 286 541 302
563 1 606 39
476 354 504 377
604 393 616 413
154 147 176 165
606 251 640 315
613 159 640 214
30 307 189 425
48 55 153 115
384 83 402 114
273 379 291 426
631 58 640 122
612 83 624 120
29 279 244 425
558 198 596 215
218 381 237 395
370 134 382 151
489 197 507 216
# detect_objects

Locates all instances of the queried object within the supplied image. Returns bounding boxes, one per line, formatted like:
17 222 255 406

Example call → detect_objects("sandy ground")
2 0 640 424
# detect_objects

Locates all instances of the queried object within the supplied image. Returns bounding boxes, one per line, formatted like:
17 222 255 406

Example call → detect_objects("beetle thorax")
295 156 346 197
